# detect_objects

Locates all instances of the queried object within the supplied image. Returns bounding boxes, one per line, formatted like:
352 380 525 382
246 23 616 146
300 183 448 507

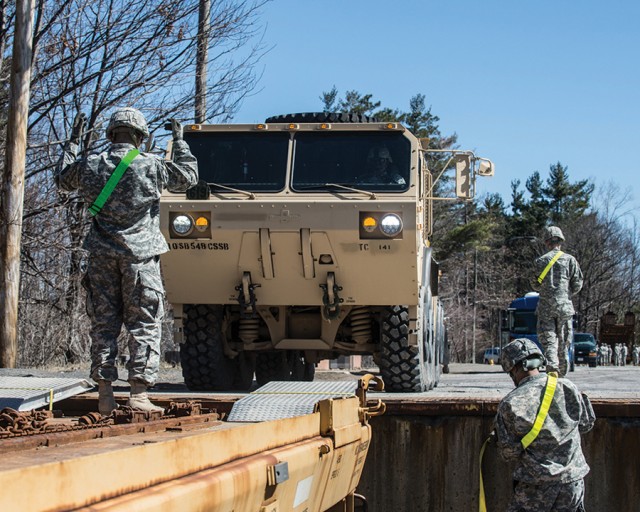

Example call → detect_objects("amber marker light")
189 125 201 130
287 123 299 130
195 216 209 232
362 216 377 233
319 123 332 130
255 124 268 130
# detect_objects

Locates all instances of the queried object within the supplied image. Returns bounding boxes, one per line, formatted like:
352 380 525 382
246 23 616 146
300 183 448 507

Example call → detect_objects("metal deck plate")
228 380 359 422
0 376 94 411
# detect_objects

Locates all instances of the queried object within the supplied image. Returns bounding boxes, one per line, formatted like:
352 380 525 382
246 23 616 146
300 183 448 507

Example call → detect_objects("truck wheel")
290 352 315 381
256 352 291 386
265 112 378 124
232 352 255 391
180 304 235 391
378 306 427 392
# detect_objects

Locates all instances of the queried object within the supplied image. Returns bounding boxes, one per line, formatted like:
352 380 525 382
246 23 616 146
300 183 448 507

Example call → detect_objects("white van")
483 347 501 364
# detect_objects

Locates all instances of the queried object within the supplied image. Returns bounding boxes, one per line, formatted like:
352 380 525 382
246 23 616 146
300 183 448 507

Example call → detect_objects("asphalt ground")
1 362 638 401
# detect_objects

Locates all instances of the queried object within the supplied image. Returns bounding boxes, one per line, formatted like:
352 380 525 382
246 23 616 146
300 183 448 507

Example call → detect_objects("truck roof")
509 292 539 311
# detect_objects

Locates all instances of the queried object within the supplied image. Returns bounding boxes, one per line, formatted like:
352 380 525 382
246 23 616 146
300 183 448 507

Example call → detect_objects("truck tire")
378 306 427 392
423 290 436 391
256 352 291 386
232 352 255 391
180 304 235 391
433 301 445 387
290 352 315 382
265 112 379 124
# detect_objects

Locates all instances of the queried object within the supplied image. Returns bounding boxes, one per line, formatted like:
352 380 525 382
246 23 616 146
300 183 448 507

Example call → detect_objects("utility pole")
195 0 210 123
472 247 477 364
0 0 35 367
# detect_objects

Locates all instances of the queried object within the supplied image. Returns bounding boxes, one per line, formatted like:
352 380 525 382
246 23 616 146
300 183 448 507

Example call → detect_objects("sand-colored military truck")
159 112 494 392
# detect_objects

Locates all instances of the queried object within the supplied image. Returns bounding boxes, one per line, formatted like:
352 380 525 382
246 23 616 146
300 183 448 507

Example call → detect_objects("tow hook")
357 374 386 419
320 272 343 320
235 272 260 318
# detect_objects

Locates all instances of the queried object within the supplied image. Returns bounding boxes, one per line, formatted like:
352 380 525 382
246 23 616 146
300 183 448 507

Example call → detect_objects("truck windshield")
183 131 290 192
291 131 411 192
511 311 537 334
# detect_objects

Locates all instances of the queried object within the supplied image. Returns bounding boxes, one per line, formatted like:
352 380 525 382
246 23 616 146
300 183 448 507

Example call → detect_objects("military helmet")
368 146 392 162
106 107 149 139
501 338 545 373
543 225 565 243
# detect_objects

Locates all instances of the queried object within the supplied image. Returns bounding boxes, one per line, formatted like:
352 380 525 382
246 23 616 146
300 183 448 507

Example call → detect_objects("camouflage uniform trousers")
508 479 585 512
83 254 164 386
537 314 573 376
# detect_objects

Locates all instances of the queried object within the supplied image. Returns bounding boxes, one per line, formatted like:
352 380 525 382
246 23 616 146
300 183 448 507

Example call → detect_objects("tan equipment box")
160 112 493 392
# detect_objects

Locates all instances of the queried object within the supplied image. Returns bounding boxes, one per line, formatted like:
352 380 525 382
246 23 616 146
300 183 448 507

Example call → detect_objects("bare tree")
0 0 270 366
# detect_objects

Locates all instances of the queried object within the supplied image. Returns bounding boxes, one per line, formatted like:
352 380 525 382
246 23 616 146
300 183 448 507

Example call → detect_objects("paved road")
1 363 638 400
320 363 640 400
427 363 639 400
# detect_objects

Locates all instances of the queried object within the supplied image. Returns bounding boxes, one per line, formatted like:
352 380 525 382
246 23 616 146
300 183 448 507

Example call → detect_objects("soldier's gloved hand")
70 113 87 144
169 118 183 141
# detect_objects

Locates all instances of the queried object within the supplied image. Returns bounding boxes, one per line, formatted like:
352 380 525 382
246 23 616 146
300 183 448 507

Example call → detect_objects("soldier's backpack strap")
537 251 564 284
520 372 558 449
88 148 140 216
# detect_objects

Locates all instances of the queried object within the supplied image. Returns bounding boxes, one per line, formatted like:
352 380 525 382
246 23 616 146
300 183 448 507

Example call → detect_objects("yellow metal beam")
1 397 372 512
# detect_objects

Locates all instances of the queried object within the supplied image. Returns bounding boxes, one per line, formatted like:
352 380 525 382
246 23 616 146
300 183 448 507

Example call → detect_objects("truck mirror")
477 160 494 176
455 155 472 199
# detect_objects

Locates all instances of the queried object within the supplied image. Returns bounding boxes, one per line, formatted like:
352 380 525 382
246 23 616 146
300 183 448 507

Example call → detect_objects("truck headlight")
172 214 193 236
380 213 403 237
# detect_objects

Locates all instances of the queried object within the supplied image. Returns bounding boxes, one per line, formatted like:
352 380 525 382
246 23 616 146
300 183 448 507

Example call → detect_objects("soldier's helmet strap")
88 148 140 217
537 251 564 284
520 372 558 449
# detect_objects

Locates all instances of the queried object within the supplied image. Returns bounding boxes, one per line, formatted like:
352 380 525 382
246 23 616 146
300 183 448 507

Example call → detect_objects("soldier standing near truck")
494 339 595 512
56 108 198 414
531 226 583 376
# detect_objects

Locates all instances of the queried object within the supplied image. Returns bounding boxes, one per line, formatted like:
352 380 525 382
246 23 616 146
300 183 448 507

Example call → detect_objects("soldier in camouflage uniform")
531 226 583 376
621 343 628 366
494 339 595 512
362 146 406 185
614 343 622 366
56 108 198 415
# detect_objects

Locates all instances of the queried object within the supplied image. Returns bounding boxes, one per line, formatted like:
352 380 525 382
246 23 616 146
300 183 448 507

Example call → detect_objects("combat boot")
98 380 118 416
127 380 164 413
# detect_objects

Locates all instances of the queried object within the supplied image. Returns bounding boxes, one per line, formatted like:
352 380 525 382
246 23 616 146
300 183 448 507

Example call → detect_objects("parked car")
483 347 501 364
573 333 598 368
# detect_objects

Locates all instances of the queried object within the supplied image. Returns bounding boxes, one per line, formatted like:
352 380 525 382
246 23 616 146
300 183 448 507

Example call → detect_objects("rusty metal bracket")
112 406 164 424
165 400 202 417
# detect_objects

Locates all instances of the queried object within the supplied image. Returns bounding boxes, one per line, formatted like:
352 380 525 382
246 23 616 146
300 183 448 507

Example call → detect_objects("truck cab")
159 113 494 392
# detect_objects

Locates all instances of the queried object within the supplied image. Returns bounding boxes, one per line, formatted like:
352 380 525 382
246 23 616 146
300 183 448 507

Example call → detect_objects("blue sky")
235 0 640 213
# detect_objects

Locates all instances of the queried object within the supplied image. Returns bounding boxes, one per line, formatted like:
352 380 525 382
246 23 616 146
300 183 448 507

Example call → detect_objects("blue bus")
503 292 575 372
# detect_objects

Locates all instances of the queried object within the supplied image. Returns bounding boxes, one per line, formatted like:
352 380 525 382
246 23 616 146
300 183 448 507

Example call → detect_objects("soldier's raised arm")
162 118 198 192
55 113 87 191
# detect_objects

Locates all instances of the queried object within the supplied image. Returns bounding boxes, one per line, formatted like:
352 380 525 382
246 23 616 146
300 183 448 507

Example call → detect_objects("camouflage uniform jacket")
56 141 198 260
531 249 583 317
494 373 595 484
